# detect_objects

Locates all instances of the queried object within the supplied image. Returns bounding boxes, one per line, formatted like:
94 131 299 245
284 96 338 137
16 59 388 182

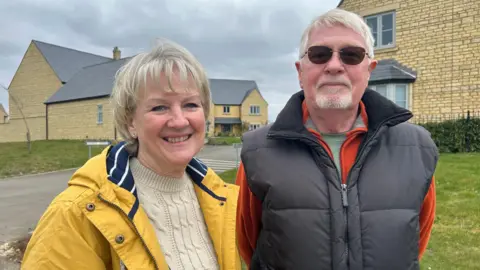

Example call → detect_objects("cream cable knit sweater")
130 157 219 270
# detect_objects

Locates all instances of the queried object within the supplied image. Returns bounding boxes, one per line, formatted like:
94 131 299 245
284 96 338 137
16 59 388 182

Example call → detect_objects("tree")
1 84 32 153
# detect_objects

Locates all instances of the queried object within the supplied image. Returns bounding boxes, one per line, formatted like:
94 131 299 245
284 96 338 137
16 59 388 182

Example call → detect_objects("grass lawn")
0 140 107 178
218 153 480 269
207 136 241 145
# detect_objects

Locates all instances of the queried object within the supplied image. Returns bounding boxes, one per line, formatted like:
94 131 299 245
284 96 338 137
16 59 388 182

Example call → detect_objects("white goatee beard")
315 88 353 109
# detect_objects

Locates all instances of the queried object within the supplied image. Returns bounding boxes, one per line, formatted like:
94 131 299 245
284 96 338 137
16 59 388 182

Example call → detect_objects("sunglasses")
303 45 369 65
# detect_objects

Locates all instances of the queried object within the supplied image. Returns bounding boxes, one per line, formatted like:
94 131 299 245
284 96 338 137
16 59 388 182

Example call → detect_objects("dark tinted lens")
307 46 332 64
340 46 366 65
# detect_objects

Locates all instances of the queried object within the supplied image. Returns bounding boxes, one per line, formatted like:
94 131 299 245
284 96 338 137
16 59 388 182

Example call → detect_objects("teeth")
166 136 189 143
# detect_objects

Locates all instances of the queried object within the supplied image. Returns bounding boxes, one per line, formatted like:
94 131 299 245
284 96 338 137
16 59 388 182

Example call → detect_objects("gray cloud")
0 0 340 120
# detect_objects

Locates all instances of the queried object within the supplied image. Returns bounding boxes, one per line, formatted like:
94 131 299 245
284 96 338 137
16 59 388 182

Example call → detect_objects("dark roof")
37 40 264 105
369 59 417 84
45 58 129 104
214 117 242 124
45 61 263 104
209 79 261 105
33 40 112 83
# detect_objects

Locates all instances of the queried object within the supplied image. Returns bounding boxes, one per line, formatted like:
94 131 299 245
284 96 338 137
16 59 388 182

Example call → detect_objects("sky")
0 0 340 121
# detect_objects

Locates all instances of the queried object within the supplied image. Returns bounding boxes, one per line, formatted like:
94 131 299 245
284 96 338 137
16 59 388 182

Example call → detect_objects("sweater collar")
105 141 224 219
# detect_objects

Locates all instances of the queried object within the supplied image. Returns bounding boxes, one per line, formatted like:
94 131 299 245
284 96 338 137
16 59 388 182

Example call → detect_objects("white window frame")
223 106 230 114
97 104 103 124
369 83 409 109
250 105 260 115
365 11 396 49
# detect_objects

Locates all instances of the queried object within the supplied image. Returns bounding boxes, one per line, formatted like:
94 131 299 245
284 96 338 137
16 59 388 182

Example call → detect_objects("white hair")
298 8 375 60
110 38 211 152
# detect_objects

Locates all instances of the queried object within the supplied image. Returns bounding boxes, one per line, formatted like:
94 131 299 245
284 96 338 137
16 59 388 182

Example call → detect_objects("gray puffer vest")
241 89 438 270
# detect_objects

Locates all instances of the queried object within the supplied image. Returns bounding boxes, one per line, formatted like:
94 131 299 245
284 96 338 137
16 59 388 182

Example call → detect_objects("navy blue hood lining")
105 141 226 219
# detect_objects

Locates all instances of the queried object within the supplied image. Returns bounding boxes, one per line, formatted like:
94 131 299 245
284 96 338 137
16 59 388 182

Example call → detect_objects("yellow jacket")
21 142 241 270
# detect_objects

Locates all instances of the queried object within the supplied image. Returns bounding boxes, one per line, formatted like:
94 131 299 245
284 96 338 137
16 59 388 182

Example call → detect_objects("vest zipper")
97 194 161 270
268 132 351 262
339 112 410 264
341 183 349 262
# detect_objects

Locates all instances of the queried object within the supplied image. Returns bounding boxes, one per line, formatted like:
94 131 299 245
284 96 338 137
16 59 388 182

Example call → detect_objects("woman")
21 39 241 270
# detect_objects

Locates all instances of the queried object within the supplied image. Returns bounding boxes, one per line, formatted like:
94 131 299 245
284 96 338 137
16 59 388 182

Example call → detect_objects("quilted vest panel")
241 122 438 270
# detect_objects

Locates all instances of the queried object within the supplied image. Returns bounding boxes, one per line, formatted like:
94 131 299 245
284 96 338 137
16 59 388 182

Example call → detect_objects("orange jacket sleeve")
418 175 436 260
235 162 263 266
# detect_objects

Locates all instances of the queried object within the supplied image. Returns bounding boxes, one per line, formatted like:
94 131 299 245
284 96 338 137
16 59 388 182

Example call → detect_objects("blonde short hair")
110 39 211 152
299 8 375 59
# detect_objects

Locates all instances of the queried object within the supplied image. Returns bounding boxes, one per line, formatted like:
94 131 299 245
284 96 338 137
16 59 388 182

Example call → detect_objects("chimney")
113 46 121 60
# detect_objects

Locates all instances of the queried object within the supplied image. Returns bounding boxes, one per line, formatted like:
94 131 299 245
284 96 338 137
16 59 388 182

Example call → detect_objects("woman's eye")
152 105 167 112
185 103 200 108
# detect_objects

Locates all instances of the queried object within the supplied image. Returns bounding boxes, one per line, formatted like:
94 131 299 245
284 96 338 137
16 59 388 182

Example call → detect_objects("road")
0 170 74 243
0 145 240 244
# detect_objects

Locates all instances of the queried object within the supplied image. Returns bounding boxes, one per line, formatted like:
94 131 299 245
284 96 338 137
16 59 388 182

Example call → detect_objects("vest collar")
269 88 413 138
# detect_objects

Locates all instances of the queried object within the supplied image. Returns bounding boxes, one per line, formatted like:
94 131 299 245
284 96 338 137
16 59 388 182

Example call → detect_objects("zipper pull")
341 184 348 207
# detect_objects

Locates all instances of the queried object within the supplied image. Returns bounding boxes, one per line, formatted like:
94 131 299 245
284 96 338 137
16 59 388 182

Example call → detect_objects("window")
249 124 261 130
97 104 103 124
365 11 395 49
223 106 230 114
369 84 408 109
250 105 260 115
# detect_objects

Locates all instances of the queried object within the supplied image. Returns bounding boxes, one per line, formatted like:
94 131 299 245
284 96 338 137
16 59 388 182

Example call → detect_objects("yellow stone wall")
0 109 6 124
47 97 116 140
0 41 62 142
241 89 268 126
214 104 241 118
8 42 62 119
0 118 45 142
339 0 480 120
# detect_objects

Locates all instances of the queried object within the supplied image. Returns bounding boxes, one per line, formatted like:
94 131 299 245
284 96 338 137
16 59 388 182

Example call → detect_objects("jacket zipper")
97 194 161 270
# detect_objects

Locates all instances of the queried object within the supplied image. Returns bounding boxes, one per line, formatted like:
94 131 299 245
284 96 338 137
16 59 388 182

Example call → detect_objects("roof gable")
33 40 111 83
209 79 258 105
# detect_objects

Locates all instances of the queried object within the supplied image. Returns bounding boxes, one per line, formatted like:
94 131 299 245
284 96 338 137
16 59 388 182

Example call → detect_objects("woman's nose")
167 108 189 128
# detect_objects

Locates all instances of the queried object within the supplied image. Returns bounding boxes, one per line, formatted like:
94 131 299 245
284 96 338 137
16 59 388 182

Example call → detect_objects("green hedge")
418 117 480 153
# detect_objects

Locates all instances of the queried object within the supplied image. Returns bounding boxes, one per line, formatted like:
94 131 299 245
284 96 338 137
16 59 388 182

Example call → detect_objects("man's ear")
295 61 303 89
368 59 378 72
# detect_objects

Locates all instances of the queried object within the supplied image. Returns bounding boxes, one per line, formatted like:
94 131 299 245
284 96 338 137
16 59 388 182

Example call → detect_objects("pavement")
0 145 241 245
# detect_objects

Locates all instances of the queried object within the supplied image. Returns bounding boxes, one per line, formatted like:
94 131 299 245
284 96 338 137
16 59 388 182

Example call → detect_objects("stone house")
0 104 7 124
338 0 480 120
0 40 268 142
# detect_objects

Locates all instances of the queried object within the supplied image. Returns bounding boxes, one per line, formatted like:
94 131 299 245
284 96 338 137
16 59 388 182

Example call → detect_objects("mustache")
316 78 352 89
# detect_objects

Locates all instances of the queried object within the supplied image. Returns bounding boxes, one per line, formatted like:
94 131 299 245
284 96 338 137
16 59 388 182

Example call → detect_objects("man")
236 8 438 270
